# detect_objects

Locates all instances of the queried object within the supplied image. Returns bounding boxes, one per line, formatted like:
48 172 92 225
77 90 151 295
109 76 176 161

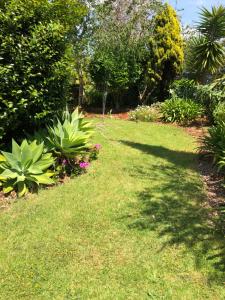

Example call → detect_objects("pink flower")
62 159 68 165
79 162 90 169
94 144 101 150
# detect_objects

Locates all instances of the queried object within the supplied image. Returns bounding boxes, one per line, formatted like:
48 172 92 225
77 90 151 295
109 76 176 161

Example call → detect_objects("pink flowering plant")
54 143 101 178
46 108 101 179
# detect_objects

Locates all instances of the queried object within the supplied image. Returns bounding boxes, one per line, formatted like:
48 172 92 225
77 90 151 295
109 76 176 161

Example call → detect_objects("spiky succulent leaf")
47 108 94 158
0 139 55 196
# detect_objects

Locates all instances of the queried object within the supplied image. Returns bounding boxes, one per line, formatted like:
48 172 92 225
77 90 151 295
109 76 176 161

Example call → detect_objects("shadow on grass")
121 140 198 170
121 140 225 284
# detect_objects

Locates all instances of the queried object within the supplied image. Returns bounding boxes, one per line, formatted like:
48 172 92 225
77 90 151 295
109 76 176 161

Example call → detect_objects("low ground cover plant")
161 97 203 124
128 104 161 122
0 108 100 198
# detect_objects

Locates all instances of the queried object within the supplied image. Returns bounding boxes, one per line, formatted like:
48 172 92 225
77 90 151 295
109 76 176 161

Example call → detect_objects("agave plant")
0 139 55 197
47 108 94 158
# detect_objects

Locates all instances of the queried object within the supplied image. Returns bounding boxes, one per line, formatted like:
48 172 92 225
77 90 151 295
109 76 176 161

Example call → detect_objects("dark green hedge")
0 0 85 140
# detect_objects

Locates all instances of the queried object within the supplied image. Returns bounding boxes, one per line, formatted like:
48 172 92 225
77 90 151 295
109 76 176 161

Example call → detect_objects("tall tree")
89 0 162 112
142 3 184 101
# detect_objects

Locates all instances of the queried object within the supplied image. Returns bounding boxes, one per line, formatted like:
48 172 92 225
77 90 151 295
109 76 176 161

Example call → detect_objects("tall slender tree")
143 3 184 101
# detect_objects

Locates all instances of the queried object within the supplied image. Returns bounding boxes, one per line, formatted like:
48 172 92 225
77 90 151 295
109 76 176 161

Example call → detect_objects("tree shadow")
120 140 198 170
121 140 225 284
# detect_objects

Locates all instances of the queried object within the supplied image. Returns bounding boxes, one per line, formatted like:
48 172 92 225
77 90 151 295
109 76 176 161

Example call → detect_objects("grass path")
0 119 225 299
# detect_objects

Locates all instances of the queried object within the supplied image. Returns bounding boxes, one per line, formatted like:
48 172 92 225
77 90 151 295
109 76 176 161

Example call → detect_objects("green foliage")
213 102 225 124
195 83 225 120
161 98 203 124
186 5 225 81
89 0 162 108
170 77 225 121
201 122 225 166
47 108 93 158
128 104 161 122
146 3 184 99
170 79 197 100
0 139 54 197
211 74 225 92
0 0 86 140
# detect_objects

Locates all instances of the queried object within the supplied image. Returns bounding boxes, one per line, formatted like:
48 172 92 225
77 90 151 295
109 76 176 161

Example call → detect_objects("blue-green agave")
47 108 94 158
0 139 55 197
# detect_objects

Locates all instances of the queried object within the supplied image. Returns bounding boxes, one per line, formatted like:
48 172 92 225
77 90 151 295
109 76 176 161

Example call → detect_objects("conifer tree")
145 3 184 100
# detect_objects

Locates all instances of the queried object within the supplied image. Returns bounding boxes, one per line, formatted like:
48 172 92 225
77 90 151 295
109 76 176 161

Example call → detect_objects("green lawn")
0 119 225 299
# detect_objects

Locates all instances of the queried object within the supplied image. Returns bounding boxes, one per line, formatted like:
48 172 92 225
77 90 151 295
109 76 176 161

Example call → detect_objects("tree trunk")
78 70 84 106
102 90 108 116
115 92 121 110
139 86 155 105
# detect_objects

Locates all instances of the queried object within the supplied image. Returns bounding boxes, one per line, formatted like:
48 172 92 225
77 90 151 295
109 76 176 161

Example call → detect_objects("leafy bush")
211 74 225 93
47 108 93 158
161 97 203 124
195 84 225 120
0 139 54 197
170 79 197 100
201 122 225 173
128 104 161 122
0 0 86 141
170 78 225 122
213 102 225 124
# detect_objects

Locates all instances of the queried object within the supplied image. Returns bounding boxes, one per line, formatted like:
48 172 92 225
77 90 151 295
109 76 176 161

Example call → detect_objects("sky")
167 0 225 25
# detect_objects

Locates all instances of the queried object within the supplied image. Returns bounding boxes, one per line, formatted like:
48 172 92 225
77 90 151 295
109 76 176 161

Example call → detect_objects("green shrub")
0 0 86 141
201 122 225 171
170 78 225 122
213 102 225 124
0 139 55 197
128 104 161 122
195 84 225 120
170 79 197 99
211 74 225 93
161 97 203 124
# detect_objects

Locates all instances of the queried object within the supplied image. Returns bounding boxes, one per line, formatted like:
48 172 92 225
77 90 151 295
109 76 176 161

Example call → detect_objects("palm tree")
186 5 225 83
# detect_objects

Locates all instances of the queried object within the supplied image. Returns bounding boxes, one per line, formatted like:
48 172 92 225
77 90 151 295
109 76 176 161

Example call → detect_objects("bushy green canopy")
0 0 86 140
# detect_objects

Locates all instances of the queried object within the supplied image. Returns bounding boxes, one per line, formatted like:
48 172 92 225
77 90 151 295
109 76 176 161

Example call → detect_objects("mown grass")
0 119 225 299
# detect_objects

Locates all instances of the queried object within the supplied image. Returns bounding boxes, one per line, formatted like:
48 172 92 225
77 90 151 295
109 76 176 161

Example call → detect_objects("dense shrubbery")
170 79 197 100
0 108 100 197
213 102 225 124
201 122 225 173
161 97 203 124
170 79 225 122
128 104 161 122
0 0 86 140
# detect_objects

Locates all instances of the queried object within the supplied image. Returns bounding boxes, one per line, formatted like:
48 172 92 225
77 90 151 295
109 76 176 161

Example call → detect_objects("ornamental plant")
128 104 161 122
201 122 225 163
0 139 55 197
161 97 204 124
47 108 94 158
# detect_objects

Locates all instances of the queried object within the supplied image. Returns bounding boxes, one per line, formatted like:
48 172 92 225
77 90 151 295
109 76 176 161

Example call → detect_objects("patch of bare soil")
198 156 225 209
85 112 129 120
